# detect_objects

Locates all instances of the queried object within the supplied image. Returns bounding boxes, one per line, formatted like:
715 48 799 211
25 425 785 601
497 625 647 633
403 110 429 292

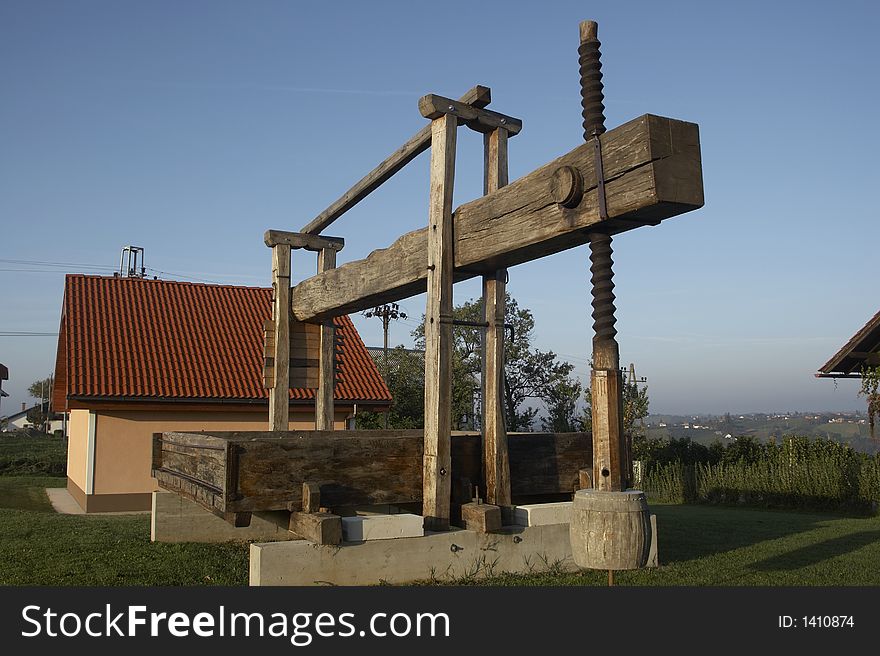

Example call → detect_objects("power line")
0 332 59 336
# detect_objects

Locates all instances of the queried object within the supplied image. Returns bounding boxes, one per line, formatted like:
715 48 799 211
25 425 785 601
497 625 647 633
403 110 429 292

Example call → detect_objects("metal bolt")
500 118 506 125
448 105 454 111
439 467 447 476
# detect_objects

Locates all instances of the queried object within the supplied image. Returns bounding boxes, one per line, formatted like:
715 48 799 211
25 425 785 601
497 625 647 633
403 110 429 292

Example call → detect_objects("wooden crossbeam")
300 85 493 235
291 113 703 322
419 94 522 135
264 230 344 252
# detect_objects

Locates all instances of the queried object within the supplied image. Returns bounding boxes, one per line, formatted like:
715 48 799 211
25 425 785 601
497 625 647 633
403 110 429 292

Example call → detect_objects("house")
816 308 880 379
52 274 392 512
1 402 63 433
817 308 880 438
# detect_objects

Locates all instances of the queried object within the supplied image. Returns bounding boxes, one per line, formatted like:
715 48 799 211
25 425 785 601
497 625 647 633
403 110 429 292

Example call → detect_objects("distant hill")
643 412 878 455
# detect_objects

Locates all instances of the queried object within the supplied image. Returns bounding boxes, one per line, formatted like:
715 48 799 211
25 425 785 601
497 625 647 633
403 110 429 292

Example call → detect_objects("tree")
27 377 52 431
540 372 583 433
409 294 582 431
356 347 425 429
859 365 880 439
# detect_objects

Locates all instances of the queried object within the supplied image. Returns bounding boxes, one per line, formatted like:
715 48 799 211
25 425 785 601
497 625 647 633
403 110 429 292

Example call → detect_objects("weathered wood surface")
591 367 626 491
300 482 321 513
460 502 502 533
570 489 651 570
316 247 336 429
481 126 511 508
264 230 344 252
292 113 703 322
419 94 522 135
153 431 592 516
269 244 291 429
422 113 457 531
289 511 342 545
300 85 492 235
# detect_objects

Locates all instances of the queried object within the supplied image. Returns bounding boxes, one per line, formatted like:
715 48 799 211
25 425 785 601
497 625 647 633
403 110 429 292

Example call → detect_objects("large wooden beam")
482 127 511 509
315 247 337 430
153 430 593 516
292 113 703 322
300 85 492 235
422 113 457 532
268 244 291 430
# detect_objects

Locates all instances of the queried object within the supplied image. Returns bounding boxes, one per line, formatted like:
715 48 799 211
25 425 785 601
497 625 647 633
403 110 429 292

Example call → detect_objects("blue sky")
1 0 878 417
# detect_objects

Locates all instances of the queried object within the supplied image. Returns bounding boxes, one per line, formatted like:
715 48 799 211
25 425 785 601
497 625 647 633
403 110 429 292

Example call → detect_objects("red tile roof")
53 275 391 408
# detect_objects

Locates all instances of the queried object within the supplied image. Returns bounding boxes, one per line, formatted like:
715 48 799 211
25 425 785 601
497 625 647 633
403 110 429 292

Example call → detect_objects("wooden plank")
419 94 522 135
300 85 492 235
460 502 502 533
269 244 291 429
289 511 342 545
292 114 703 322
301 482 321 513
155 430 592 514
264 230 344 252
316 247 337 430
422 113 457 532
482 127 511 509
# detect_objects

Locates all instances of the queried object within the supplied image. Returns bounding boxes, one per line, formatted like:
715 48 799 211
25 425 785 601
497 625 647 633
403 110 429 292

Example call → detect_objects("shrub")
641 436 880 514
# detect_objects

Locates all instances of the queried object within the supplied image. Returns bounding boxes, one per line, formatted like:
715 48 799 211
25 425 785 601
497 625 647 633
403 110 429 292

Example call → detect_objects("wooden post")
269 244 291 431
422 113 457 531
482 127 511 509
316 247 337 430
580 20 629 492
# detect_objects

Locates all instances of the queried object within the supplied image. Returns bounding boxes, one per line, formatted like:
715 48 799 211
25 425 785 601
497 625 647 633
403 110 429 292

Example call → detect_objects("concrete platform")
47 488 150 516
341 512 424 542
514 501 572 527
151 491 296 543
250 523 577 586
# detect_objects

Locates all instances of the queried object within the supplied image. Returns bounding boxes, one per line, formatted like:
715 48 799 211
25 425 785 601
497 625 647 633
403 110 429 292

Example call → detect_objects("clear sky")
1 0 878 417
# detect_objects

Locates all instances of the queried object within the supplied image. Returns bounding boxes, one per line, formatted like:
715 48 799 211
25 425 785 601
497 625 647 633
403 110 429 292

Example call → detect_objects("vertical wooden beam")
269 244 291 431
482 127 511 508
422 113 457 532
316 247 337 430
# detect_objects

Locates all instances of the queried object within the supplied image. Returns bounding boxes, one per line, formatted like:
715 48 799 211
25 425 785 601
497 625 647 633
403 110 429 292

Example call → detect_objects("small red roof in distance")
53 275 391 407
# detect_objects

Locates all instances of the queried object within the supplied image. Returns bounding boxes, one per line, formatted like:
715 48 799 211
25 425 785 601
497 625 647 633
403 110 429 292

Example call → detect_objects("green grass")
3 477 880 587
0 477 248 586
0 432 67 476
0 475 65 511
440 504 880 586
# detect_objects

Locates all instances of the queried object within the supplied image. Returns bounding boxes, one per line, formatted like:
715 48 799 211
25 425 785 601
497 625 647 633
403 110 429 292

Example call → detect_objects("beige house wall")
66 409 90 492
91 409 348 496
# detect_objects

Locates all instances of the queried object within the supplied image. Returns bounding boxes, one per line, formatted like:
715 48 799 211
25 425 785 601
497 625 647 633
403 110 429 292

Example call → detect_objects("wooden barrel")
569 489 651 570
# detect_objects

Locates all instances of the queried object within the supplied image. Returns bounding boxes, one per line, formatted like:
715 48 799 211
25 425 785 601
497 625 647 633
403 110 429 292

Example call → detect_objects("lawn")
453 504 880 586
0 477 248 586
1 477 879 586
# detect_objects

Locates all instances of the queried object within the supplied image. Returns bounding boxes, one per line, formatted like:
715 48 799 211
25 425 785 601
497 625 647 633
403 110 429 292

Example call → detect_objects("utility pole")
363 303 407 428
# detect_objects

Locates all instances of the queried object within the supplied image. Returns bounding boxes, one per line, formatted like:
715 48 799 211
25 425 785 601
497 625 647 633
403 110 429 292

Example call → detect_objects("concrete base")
514 501 572 527
151 491 296 543
47 487 151 516
341 512 424 542
250 523 577 586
